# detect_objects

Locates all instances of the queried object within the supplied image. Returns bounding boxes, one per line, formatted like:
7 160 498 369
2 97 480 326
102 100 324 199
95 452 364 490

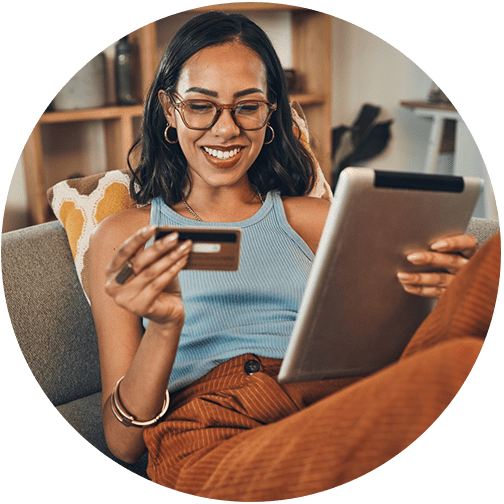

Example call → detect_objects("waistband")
169 353 361 413
169 354 282 411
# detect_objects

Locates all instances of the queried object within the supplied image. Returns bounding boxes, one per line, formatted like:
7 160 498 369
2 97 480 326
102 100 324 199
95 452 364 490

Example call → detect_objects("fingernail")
164 231 179 242
179 240 192 251
402 284 419 294
397 272 413 281
141 225 156 235
431 241 448 250
407 253 424 263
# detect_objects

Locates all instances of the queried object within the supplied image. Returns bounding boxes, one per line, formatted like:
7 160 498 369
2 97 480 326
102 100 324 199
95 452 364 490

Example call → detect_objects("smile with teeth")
202 146 243 160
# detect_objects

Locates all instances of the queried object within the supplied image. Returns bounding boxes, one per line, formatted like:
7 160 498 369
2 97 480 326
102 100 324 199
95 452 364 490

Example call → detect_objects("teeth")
203 147 242 160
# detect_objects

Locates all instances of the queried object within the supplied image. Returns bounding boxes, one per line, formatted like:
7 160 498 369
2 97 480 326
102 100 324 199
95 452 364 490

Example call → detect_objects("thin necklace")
182 190 265 222
182 199 203 221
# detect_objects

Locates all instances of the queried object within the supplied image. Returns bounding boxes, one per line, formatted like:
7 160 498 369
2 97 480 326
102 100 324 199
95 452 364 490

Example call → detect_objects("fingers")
100 225 194 326
113 245 190 320
126 240 192 293
396 234 477 299
130 254 189 321
397 234 477 299
107 236 191 292
397 271 453 298
430 233 478 258
106 227 182 282
104 225 192 303
105 225 157 278
106 237 192 323
123 231 181 280
405 249 469 274
399 284 446 298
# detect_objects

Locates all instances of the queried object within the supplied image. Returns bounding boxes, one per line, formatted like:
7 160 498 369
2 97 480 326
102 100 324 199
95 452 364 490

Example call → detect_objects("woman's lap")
143 233 500 500
144 338 483 500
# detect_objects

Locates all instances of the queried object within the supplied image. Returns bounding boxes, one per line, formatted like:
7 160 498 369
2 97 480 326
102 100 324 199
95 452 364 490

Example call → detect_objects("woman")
89 11 487 499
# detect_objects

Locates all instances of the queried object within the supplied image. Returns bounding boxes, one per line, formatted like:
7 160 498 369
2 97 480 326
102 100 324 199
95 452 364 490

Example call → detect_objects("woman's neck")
174 182 263 223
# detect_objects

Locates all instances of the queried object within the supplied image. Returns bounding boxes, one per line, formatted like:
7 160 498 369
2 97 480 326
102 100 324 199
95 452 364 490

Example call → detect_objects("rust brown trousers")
143 233 500 501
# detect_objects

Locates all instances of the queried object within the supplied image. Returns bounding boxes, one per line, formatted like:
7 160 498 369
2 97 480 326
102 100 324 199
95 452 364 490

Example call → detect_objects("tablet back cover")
278 168 483 383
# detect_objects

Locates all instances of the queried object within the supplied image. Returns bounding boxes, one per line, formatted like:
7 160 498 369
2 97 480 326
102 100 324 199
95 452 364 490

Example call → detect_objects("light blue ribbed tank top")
146 191 314 392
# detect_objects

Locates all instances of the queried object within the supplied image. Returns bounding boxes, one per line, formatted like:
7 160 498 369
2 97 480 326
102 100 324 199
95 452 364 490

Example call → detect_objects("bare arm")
88 208 191 463
282 196 330 254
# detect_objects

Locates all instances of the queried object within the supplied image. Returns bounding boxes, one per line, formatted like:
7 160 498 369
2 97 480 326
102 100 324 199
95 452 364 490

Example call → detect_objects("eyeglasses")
168 93 276 131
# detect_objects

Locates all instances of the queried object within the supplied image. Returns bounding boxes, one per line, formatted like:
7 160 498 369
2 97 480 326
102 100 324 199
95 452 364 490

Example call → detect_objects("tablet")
278 168 483 383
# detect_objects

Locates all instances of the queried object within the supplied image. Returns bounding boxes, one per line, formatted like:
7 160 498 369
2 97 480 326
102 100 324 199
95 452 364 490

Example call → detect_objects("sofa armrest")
2 221 101 406
467 217 500 247
56 391 148 477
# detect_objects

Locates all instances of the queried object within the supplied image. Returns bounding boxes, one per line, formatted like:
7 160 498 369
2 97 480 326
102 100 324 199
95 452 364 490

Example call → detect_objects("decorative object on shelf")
115 36 135 105
283 68 297 94
331 104 393 189
428 82 451 105
50 53 106 111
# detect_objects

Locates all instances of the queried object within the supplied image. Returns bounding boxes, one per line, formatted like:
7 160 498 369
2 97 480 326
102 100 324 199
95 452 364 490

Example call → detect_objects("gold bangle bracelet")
110 376 170 428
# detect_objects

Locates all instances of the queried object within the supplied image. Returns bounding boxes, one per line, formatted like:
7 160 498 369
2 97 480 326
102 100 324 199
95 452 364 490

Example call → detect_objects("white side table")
400 100 497 219
400 100 459 173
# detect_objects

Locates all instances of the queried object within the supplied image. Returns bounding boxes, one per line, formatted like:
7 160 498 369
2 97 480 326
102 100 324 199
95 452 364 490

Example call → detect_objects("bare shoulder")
282 196 331 253
90 206 151 258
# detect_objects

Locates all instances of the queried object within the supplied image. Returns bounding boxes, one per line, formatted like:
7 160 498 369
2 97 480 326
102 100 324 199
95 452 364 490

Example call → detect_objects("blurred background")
3 3 497 233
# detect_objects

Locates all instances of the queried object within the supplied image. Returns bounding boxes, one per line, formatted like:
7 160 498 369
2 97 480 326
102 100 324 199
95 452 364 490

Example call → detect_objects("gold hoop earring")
263 124 275 145
164 124 179 144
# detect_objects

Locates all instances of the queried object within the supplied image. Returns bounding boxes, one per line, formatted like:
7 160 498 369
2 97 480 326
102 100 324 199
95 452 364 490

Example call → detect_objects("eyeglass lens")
181 101 271 130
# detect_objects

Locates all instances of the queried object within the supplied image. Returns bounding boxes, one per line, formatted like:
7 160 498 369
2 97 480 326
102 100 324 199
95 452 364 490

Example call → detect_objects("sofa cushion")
46 102 332 302
466 217 500 246
2 221 101 405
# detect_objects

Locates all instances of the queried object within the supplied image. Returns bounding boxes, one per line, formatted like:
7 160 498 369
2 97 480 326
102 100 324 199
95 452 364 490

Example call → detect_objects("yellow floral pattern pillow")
47 170 139 302
47 103 332 303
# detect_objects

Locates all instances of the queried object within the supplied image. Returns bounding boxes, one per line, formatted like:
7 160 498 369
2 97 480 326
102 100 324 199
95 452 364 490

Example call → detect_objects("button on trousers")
143 233 500 501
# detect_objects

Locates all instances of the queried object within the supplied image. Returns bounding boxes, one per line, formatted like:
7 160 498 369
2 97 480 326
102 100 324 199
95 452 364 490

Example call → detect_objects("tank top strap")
269 192 314 260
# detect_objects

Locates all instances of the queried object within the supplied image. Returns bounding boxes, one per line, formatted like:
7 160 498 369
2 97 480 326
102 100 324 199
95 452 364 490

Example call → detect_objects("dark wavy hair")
129 11 316 206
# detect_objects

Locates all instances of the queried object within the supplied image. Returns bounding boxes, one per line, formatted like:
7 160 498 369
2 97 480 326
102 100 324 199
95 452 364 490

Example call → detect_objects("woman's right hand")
104 225 192 327
89 212 190 463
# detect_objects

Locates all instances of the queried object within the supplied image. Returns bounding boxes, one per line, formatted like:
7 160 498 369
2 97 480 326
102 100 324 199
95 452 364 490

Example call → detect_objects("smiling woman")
157 42 272 208
129 11 317 209
86 10 486 501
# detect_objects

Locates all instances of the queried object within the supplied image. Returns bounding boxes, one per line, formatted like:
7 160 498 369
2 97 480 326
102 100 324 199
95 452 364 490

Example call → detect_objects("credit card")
155 227 241 271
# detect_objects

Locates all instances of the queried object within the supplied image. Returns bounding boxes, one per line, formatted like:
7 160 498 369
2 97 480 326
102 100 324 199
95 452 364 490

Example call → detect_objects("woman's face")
161 42 269 192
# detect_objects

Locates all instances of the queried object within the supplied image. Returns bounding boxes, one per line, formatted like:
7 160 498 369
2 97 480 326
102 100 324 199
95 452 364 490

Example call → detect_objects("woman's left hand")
396 234 478 298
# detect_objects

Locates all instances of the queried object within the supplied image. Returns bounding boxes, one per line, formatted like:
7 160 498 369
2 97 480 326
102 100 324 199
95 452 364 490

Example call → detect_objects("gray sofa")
1 217 500 481
1 220 150 477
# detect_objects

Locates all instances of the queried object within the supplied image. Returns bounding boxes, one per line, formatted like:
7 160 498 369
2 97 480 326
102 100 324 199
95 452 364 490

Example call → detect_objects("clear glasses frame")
168 92 277 131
